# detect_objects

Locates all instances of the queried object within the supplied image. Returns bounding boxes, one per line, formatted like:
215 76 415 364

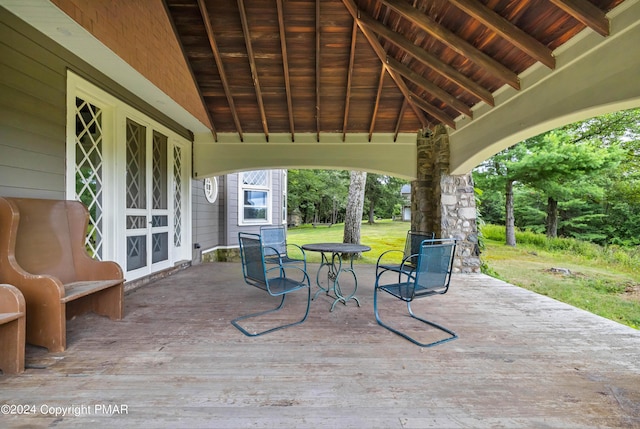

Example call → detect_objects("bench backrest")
1 198 89 284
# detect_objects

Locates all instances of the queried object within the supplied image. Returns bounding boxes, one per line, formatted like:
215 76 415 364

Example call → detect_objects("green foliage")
481 224 640 270
474 107 640 245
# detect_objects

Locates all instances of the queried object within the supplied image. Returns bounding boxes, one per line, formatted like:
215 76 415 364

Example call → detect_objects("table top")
301 242 371 253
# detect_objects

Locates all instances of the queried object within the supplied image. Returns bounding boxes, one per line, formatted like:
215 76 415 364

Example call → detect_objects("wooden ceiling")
164 0 624 142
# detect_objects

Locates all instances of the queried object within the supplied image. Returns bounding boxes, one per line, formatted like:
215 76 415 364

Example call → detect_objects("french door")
69 72 190 282
124 117 180 278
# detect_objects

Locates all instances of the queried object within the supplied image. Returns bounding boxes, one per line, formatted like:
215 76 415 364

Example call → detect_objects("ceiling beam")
237 0 269 141
369 64 386 141
394 99 408 142
342 0 430 129
380 0 520 90
549 0 609 37
276 0 295 141
447 0 555 69
385 55 473 117
409 92 456 128
196 0 244 141
358 11 494 106
315 0 321 141
343 20 358 141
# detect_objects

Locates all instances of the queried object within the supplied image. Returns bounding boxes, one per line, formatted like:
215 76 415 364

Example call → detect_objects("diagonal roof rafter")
358 11 494 107
196 0 244 141
343 0 432 129
549 0 610 36
447 0 555 69
237 0 269 141
276 0 296 142
369 64 387 141
380 0 521 90
342 19 358 142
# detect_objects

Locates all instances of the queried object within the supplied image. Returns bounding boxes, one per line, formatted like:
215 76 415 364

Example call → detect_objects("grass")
287 220 640 329
287 219 408 265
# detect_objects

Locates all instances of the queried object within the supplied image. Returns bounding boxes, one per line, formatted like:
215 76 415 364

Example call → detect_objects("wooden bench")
0 197 124 352
0 284 25 374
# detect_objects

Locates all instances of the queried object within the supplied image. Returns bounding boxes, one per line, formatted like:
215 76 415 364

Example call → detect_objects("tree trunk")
505 179 516 246
367 200 375 224
343 170 367 258
546 197 558 238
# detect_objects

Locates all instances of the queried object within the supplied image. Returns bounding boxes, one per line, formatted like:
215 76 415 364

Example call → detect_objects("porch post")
412 125 481 273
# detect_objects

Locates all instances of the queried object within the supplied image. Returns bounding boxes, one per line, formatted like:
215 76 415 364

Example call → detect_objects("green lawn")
288 221 640 329
287 219 408 265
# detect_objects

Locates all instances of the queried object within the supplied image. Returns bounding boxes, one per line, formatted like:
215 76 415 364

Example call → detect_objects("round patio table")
301 242 371 312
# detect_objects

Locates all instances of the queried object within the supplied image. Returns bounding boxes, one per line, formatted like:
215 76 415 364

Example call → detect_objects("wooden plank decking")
1 262 639 428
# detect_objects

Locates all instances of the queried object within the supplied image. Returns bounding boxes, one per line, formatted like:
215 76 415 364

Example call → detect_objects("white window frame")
238 170 272 225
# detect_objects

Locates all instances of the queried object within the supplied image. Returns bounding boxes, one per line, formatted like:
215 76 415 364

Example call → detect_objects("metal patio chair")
259 225 307 271
232 232 311 337
374 238 458 347
376 230 435 278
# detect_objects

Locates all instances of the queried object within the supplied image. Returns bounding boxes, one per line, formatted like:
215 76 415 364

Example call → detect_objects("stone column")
412 125 480 273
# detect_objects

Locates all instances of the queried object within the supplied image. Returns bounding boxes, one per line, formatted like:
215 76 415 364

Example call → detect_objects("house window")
203 177 218 203
240 170 271 224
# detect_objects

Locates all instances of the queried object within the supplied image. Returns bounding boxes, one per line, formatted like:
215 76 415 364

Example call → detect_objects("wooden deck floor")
1 262 639 428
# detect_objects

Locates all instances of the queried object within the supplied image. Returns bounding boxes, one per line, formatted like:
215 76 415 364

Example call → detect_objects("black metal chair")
232 232 311 337
259 225 307 271
376 230 435 278
374 238 458 347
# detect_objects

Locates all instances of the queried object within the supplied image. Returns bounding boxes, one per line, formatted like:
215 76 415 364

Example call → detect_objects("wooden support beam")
380 0 520 90
316 0 321 141
276 0 295 141
549 0 609 37
343 20 358 142
342 0 430 129
394 98 408 142
448 0 555 69
237 0 269 141
358 11 494 106
385 55 473 117
369 64 386 141
196 0 244 141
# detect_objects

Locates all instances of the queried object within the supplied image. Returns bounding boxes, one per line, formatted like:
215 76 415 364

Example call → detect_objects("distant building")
400 184 411 222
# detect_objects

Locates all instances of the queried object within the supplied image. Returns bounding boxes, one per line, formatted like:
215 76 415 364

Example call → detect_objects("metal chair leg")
231 287 311 337
374 287 458 347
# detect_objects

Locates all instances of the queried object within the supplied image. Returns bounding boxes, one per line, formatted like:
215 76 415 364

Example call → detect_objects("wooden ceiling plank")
448 0 555 69
385 55 473 117
196 0 244 141
276 0 295 142
369 64 386 141
380 0 520 90
549 0 610 37
343 20 358 142
359 12 494 106
342 0 430 129
409 92 456 128
316 0 321 141
237 0 269 141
